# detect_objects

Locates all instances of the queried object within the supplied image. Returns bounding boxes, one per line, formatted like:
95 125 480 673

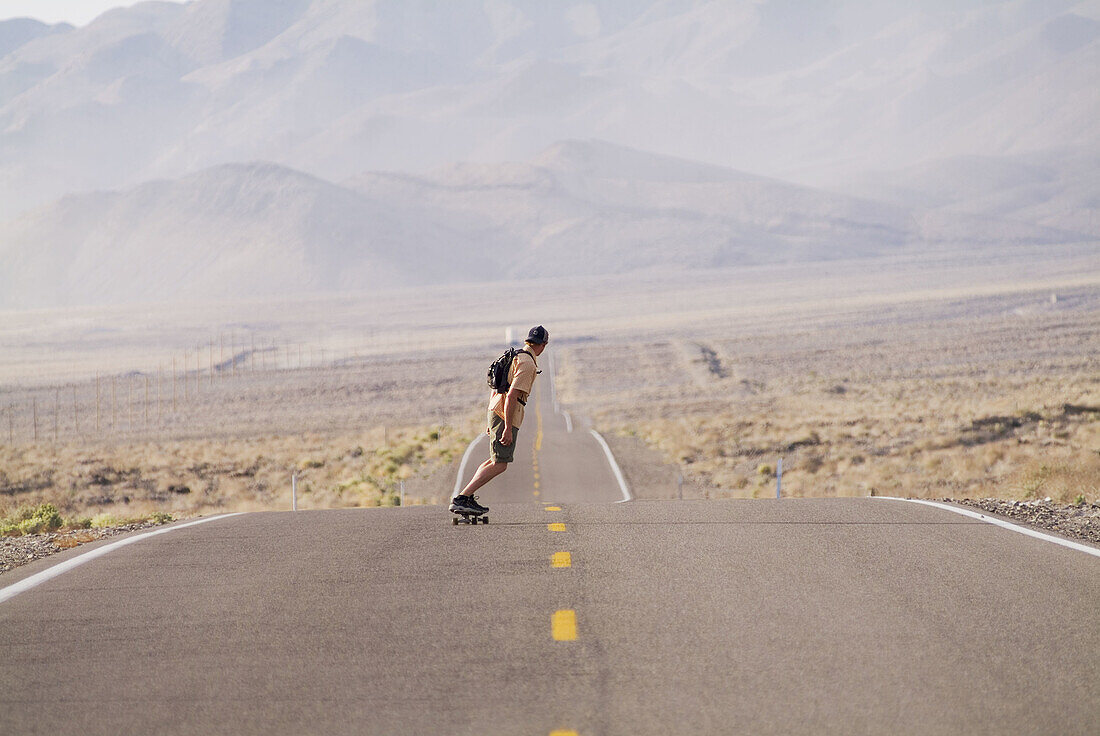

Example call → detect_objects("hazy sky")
0 0 183 26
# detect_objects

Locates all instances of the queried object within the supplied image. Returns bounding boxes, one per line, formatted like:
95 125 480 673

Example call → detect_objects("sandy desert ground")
559 285 1099 504
1 245 1098 530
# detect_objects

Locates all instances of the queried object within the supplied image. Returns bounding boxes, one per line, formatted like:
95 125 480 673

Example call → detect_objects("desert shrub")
90 512 121 528
1020 465 1052 498
803 455 825 473
149 511 174 524
0 503 64 536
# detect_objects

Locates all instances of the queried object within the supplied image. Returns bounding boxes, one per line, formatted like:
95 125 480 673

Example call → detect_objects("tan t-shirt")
489 350 538 428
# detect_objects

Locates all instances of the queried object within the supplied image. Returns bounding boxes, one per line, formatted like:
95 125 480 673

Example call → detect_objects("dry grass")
557 286 1100 502
0 347 487 521
0 422 477 523
2 256 1098 515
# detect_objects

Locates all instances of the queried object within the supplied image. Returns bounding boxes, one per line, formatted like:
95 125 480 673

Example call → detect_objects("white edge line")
0 513 245 605
549 355 557 408
563 411 573 433
876 497 1100 559
454 433 486 497
589 429 632 503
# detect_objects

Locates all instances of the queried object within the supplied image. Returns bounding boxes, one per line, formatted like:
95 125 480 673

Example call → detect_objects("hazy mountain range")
0 0 1097 306
0 140 1086 307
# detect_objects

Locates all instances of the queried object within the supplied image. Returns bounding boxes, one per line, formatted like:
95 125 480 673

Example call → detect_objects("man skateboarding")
450 325 549 516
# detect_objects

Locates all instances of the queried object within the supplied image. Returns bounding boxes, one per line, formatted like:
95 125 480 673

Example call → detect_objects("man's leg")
453 413 516 505
460 458 508 496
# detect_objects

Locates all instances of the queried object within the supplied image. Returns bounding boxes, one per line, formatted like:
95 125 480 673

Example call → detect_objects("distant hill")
0 141 1085 308
844 149 1100 238
0 162 488 306
0 17 71 58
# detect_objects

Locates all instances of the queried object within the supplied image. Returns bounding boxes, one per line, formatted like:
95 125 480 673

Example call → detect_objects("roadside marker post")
776 457 783 498
292 472 298 511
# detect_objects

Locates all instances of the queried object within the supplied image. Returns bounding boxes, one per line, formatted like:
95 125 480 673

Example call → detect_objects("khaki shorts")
488 411 518 463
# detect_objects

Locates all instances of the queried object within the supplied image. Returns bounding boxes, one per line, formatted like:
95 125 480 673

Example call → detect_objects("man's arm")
499 386 525 445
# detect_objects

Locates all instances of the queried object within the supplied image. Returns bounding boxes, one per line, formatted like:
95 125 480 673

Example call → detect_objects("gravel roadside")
954 498 1100 546
0 522 168 576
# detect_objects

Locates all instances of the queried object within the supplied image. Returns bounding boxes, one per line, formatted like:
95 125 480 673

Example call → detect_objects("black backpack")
487 347 531 394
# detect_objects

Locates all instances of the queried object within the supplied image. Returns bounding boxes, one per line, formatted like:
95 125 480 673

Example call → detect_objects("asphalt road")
2 378 1098 734
453 366 626 506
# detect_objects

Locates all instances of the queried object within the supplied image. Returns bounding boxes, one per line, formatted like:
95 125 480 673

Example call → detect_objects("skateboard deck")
451 510 489 525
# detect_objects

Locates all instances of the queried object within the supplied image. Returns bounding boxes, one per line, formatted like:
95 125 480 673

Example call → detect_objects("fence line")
0 330 398 444
1 332 359 446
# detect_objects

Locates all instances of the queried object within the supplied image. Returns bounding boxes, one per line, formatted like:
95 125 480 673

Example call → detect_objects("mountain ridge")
0 0 1097 222
0 141 1088 308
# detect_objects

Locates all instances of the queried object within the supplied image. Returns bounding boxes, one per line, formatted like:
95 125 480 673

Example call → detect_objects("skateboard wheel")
482 516 489 524
452 516 459 525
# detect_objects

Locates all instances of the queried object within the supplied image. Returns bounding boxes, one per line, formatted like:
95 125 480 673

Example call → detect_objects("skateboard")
451 509 489 525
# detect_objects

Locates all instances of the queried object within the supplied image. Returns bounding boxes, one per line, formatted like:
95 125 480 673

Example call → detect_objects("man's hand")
499 424 513 445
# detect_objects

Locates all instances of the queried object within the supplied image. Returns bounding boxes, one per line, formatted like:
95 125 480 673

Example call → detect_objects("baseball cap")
526 325 549 344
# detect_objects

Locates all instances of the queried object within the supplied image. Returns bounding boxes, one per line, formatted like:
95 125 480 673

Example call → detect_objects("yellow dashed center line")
550 731 579 736
535 385 544 452
551 551 571 568
552 609 577 641
545 506 561 511
533 383 543 495
548 522 566 532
